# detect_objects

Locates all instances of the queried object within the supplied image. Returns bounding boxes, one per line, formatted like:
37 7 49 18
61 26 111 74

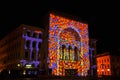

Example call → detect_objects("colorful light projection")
48 13 89 76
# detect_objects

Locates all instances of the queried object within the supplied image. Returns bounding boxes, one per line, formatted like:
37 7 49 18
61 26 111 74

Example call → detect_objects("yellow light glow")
107 69 110 71
17 64 20 67
8 70 10 74
23 70 26 75
97 70 99 72
26 64 32 68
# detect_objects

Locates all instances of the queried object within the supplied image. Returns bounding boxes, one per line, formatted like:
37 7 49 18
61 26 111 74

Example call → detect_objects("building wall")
96 53 111 76
89 39 97 76
110 56 120 76
47 13 89 76
97 52 120 77
0 27 23 70
0 24 43 73
0 54 7 72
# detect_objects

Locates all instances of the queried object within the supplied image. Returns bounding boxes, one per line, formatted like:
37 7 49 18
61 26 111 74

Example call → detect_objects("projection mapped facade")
48 13 89 76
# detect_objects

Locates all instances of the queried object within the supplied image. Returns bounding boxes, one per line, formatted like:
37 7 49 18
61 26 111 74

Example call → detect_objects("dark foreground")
1 75 120 80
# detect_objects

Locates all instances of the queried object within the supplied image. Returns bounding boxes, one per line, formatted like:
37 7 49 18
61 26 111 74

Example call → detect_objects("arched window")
68 46 72 60
74 47 78 61
62 45 66 60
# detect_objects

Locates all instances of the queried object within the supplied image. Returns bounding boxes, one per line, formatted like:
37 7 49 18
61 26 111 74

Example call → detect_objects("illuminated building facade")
89 39 97 76
46 13 89 76
96 52 120 77
0 24 43 74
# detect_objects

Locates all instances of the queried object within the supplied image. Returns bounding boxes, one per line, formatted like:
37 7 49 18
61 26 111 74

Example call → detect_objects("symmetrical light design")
48 13 89 76
20 26 43 68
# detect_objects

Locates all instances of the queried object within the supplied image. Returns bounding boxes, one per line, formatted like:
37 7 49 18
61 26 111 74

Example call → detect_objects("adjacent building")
0 24 44 75
96 51 120 77
89 39 97 76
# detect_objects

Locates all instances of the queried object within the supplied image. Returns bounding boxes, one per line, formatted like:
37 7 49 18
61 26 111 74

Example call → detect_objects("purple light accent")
21 29 42 68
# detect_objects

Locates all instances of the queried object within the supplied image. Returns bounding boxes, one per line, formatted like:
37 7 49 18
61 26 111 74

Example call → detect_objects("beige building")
0 24 44 74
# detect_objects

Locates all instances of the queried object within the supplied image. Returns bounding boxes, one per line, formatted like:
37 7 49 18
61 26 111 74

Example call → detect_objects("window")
26 40 30 48
102 60 103 63
108 64 109 68
104 59 106 63
68 46 72 60
92 50 95 56
62 45 66 60
107 58 109 62
99 60 101 63
33 32 37 38
74 47 78 61
39 33 42 38
27 31 31 37
32 41 36 48
32 52 35 60
104 65 106 68
102 72 104 75
91 42 94 48
38 42 41 49
25 51 28 58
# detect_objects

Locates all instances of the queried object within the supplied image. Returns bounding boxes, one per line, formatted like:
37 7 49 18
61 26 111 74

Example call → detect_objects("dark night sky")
0 1 120 54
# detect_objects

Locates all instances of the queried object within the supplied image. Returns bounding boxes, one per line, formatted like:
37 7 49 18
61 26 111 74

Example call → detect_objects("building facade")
89 39 97 76
0 12 90 76
43 12 90 76
0 24 43 75
96 52 120 77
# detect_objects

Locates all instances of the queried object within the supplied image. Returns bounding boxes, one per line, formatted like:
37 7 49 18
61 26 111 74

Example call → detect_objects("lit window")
17 64 21 67
26 64 32 68
23 70 26 75
62 45 66 60
107 69 110 71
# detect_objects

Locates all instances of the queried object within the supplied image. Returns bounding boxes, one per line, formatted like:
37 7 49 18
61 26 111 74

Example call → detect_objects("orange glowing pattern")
34 30 42 33
97 53 111 76
48 13 89 76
